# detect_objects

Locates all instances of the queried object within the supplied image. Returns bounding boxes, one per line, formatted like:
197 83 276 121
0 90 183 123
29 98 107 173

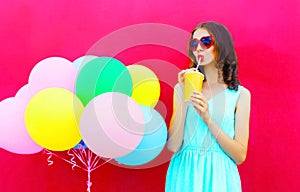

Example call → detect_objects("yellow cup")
184 71 204 102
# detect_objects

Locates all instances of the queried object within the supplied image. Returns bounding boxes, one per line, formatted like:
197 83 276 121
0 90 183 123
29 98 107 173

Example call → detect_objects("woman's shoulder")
237 85 251 105
239 86 251 98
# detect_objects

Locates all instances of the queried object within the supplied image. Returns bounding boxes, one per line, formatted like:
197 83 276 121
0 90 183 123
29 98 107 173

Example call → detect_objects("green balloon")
75 57 132 106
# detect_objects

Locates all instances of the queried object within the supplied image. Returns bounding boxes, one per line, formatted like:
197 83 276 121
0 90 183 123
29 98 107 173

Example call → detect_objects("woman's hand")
177 68 197 102
178 69 187 85
178 68 197 85
190 91 211 124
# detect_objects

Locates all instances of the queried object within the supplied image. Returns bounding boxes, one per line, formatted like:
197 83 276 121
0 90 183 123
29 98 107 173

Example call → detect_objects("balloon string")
88 149 97 168
80 146 87 159
43 148 110 191
44 149 87 171
85 149 93 192
67 149 77 170
44 149 54 166
86 149 91 167
87 168 92 192
90 156 100 169
72 148 88 167
91 158 112 172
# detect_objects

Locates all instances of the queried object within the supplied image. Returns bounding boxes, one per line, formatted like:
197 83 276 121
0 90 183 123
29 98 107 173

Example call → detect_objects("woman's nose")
195 44 204 51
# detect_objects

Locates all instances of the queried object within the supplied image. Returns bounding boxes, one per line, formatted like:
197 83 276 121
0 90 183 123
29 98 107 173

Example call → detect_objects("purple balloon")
28 57 78 95
0 97 42 154
15 84 32 103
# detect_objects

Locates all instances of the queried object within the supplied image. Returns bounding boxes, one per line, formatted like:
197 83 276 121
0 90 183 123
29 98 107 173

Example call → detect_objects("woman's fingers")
191 101 207 115
190 91 208 112
190 91 211 123
178 68 197 84
191 97 207 108
192 102 206 112
178 69 188 83
178 70 184 83
190 91 206 100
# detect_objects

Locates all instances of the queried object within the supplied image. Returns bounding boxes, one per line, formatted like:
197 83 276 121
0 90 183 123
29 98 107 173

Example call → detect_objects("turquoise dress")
165 86 243 192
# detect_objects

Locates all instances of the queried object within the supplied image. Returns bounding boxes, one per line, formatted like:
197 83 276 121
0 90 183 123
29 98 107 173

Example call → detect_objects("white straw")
196 59 201 71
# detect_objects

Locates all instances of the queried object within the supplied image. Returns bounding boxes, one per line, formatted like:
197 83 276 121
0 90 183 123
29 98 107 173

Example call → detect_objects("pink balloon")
28 57 78 95
15 84 32 102
80 92 145 158
0 97 42 154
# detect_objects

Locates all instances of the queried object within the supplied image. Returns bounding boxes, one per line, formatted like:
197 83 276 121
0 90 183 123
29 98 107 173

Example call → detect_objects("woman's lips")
197 54 204 61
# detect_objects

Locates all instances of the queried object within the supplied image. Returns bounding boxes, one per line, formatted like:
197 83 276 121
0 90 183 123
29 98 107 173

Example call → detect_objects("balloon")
73 55 98 69
15 84 32 102
25 88 84 151
115 106 167 166
73 140 87 149
75 57 132 106
28 57 78 95
80 92 145 158
127 65 160 107
0 97 42 154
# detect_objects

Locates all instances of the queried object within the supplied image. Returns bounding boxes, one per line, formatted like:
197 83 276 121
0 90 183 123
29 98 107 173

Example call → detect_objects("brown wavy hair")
188 21 239 90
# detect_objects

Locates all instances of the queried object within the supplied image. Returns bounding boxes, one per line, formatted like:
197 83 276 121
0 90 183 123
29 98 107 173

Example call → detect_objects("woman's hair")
188 21 240 90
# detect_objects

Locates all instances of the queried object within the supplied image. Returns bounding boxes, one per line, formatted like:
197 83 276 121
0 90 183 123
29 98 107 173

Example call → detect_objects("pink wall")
1 0 299 191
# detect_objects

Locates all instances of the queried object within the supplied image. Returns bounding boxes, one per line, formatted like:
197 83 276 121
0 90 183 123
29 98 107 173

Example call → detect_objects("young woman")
165 21 251 192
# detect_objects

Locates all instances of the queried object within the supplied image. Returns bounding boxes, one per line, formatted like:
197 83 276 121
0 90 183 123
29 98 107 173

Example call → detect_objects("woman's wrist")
202 113 211 125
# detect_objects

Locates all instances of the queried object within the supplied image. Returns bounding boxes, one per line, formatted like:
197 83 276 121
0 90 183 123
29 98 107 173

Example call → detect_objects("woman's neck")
203 63 220 85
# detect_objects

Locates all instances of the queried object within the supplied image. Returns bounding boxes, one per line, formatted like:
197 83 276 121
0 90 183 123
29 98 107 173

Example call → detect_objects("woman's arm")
166 83 188 153
191 87 251 165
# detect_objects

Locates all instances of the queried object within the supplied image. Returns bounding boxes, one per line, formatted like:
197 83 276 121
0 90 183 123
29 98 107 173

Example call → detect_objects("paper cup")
184 71 204 102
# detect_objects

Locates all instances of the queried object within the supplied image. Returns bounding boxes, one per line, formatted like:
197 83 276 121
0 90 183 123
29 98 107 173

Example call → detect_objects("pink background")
1 0 300 191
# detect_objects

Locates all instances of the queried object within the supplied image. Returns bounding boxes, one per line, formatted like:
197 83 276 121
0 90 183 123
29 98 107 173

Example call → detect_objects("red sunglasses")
190 36 215 51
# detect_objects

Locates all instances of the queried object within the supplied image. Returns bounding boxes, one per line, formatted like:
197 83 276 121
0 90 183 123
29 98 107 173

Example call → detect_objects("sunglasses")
190 36 215 51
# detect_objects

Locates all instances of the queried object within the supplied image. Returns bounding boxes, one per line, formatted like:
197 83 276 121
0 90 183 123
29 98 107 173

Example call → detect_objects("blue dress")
165 86 243 192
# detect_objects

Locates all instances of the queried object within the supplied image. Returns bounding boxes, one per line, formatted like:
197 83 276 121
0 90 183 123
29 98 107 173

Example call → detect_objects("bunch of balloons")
0 56 167 166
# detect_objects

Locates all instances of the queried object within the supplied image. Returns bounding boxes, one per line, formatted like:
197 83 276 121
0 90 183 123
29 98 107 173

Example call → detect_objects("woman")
165 21 251 192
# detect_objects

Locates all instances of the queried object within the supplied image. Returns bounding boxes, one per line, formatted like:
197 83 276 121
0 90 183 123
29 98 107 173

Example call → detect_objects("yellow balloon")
25 88 84 151
127 65 160 107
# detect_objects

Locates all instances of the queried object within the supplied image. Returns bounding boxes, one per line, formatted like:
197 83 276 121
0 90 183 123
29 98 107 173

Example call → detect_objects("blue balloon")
73 140 87 149
115 106 167 166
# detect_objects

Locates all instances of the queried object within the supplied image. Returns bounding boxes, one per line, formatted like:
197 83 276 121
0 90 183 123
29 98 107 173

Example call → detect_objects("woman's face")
192 28 216 66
